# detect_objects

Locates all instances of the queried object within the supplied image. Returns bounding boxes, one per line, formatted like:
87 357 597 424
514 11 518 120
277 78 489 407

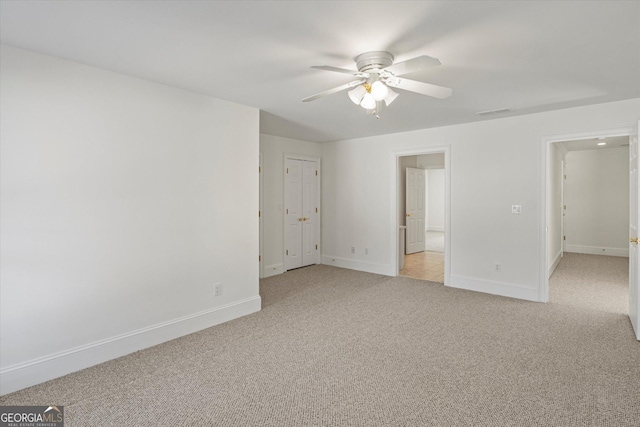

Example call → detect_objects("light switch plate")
512 205 522 214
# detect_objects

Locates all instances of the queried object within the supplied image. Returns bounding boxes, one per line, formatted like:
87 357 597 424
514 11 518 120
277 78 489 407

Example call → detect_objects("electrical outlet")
494 263 501 272
214 283 223 297
351 247 355 254
511 205 522 214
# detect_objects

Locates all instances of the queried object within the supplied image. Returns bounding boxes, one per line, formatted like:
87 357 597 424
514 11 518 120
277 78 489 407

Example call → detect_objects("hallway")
550 253 629 314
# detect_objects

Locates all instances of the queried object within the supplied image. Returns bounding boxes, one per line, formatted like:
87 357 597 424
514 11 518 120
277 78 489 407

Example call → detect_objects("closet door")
285 158 319 271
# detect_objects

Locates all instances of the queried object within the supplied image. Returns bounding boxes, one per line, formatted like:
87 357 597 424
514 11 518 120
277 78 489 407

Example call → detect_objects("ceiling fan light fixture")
348 85 367 105
370 81 389 101
360 93 376 110
383 88 399 106
304 50 452 116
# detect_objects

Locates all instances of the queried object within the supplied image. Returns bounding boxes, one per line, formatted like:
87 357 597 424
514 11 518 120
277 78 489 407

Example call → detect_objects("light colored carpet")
1 260 638 426
550 252 629 314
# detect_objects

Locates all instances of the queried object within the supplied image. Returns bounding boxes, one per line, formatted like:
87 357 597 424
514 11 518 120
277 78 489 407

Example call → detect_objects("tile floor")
399 250 444 283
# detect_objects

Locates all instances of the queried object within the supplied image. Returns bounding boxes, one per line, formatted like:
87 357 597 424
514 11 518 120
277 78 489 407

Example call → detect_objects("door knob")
631 237 638 244
298 218 303 222
303 217 309 221
406 213 412 217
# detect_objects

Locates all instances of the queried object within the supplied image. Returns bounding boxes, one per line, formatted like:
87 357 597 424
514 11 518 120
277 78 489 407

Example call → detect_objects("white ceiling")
1 1 638 143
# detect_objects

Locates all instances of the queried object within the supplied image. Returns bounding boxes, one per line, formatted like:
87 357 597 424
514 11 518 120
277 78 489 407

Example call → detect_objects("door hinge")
315 244 318 250
259 255 261 262
563 236 566 240
316 207 318 213
286 168 288 174
258 210 261 217
563 205 566 210
316 170 318 176
286 250 289 255
564 174 567 180
259 166 261 173
286 208 288 214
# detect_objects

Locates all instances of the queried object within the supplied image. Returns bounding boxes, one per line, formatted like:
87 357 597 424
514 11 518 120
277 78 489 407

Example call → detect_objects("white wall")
0 45 260 394
548 143 565 275
260 134 322 277
564 147 629 256
426 169 445 232
321 98 640 301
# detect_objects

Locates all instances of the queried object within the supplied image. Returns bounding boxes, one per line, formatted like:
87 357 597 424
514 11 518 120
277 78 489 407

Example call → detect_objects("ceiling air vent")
476 108 511 116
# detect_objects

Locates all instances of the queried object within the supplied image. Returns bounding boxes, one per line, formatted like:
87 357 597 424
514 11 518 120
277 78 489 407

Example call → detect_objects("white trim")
259 152 264 278
449 275 539 302
426 226 445 232
0 296 261 396
561 159 565 257
390 146 451 285
565 245 629 257
556 143 569 156
284 153 321 271
541 126 636 303
262 263 285 277
321 255 394 276
548 249 562 278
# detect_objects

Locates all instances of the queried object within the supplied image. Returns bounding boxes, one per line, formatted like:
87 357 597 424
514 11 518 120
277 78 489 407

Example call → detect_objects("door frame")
259 153 264 278
540 126 637 303
561 158 565 258
390 146 451 283
284 153 321 268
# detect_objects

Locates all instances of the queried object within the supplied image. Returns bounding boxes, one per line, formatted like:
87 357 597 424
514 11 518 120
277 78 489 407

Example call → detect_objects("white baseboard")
448 275 539 302
321 255 394 276
565 244 629 257
262 263 284 278
0 295 261 396
426 226 444 232
548 250 562 278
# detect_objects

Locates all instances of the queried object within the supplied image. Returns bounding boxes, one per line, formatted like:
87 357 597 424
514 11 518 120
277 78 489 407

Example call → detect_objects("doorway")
542 125 639 340
394 149 450 284
549 137 630 310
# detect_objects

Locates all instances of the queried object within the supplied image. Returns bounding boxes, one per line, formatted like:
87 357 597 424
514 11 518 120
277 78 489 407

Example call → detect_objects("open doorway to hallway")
548 136 630 311
398 153 445 283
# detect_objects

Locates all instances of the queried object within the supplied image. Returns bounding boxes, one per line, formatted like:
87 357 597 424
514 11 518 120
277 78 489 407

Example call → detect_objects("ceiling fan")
302 51 452 117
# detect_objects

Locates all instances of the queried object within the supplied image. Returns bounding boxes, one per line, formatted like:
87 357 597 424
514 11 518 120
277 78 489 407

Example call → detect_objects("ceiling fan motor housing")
355 51 394 73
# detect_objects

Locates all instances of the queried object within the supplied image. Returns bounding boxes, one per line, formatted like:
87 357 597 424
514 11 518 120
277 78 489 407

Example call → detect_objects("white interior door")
629 123 640 340
285 158 319 270
406 167 426 254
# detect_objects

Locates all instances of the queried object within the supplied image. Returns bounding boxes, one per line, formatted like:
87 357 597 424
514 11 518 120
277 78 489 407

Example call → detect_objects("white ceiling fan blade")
302 79 366 102
383 55 441 76
385 77 452 99
311 65 368 78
